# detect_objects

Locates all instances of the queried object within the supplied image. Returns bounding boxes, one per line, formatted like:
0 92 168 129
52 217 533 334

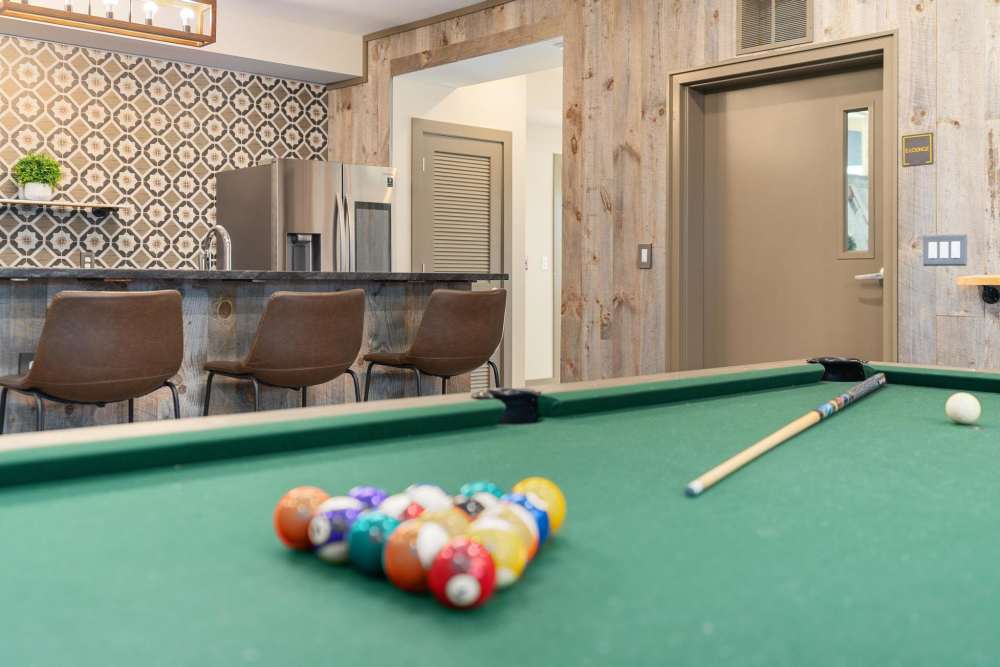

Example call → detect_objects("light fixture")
0 0 216 47
179 6 194 32
143 1 158 25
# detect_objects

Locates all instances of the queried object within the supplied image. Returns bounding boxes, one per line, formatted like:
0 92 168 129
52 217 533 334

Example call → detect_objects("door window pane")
844 108 870 253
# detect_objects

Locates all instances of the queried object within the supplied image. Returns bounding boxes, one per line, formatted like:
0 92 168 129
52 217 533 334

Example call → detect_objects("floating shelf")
956 275 1000 304
0 198 126 218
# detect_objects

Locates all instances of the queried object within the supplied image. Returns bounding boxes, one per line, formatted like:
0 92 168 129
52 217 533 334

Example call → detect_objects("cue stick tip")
685 480 704 497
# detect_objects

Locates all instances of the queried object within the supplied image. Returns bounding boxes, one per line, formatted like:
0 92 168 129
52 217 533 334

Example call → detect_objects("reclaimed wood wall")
329 0 1000 380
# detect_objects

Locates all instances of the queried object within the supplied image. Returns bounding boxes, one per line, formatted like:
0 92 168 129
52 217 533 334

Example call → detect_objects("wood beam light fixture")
0 0 215 47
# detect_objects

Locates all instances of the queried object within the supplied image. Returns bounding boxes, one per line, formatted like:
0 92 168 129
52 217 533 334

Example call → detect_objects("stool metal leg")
363 361 377 402
413 368 422 397
0 387 8 435
300 386 308 408
250 378 261 412
34 394 44 432
128 399 134 423
345 368 361 402
203 372 215 416
487 360 500 388
165 381 180 419
441 377 448 395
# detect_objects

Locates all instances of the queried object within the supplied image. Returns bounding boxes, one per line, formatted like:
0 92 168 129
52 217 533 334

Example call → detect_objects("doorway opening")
392 37 564 388
670 34 898 370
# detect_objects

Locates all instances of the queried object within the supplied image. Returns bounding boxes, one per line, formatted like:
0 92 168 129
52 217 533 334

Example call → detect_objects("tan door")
702 66 883 366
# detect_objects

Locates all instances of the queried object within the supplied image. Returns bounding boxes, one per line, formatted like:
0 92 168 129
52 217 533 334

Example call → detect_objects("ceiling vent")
737 0 812 55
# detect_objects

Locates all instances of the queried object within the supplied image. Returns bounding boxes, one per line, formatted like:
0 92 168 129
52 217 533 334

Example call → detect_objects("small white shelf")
0 198 126 217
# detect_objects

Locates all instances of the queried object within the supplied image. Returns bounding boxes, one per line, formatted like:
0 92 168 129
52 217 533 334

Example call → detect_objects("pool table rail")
3 359 1000 490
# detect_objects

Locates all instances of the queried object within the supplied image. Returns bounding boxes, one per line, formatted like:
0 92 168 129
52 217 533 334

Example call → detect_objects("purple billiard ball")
349 485 389 509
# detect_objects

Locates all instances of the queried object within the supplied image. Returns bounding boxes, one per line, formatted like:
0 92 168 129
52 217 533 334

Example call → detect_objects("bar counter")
0 268 507 433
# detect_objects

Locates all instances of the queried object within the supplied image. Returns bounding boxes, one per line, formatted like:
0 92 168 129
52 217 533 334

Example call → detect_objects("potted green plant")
12 153 62 202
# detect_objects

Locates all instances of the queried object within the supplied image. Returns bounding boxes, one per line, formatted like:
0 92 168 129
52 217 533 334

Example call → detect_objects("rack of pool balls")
273 477 566 610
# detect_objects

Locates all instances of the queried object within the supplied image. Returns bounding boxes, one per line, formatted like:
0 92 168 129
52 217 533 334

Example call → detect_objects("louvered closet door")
412 121 506 391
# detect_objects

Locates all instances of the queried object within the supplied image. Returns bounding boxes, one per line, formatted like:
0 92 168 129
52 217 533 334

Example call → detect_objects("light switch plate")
638 244 652 269
17 353 34 375
923 235 967 266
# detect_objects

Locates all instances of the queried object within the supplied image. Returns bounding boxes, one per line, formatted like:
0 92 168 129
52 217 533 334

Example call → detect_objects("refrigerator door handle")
332 190 343 271
345 193 356 272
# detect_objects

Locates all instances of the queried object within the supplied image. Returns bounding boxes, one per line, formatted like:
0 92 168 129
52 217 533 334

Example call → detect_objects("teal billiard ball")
459 480 504 499
348 511 400 576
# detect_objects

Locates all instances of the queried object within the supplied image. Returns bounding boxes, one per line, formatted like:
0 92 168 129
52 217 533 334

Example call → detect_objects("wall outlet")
923 235 967 266
78 250 96 268
541 255 549 271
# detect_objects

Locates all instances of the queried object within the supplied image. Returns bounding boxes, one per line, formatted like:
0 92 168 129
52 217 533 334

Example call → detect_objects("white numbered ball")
945 392 981 425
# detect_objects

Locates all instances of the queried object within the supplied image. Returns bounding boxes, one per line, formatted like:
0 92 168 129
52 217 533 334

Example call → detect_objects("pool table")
2 359 1000 666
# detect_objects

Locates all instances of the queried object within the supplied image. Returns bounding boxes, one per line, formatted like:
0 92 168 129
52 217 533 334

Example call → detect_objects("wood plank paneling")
896 0 937 365
329 0 1000 380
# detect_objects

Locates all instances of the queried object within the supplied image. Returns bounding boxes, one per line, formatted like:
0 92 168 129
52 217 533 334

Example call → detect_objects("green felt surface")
2 365 1000 666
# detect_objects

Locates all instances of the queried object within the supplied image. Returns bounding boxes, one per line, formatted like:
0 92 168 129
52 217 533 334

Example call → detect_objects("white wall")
392 65 563 386
523 68 562 382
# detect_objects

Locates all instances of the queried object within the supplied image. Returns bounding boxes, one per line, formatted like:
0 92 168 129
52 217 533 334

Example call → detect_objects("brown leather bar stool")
362 288 506 400
0 290 183 433
202 289 365 414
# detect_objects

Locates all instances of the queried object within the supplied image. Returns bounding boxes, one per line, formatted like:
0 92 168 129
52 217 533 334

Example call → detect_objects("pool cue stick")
685 372 887 497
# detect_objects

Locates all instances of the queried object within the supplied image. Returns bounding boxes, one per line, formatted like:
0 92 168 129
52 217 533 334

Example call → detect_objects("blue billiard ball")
502 493 549 545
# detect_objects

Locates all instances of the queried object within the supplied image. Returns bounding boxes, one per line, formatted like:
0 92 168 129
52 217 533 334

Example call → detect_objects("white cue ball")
945 392 981 425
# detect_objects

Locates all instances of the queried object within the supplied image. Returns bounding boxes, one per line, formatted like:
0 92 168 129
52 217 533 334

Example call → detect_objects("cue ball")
428 537 497 609
946 392 981 425
273 486 330 550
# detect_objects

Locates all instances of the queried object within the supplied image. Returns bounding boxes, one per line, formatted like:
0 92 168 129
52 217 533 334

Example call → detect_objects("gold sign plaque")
902 132 934 167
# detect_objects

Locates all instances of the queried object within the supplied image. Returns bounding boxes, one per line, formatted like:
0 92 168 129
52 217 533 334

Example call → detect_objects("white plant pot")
18 182 54 202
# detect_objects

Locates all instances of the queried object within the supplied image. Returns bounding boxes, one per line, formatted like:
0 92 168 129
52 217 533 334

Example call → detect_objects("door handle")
854 267 884 282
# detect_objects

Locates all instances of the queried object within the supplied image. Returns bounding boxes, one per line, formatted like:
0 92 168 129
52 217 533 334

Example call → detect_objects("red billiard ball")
428 537 496 610
273 486 330 550
402 501 426 521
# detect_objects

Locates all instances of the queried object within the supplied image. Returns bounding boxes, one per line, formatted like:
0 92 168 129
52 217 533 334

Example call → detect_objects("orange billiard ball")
273 486 330 550
383 520 428 593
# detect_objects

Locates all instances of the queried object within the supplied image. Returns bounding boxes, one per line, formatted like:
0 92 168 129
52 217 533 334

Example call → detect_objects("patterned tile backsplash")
0 34 329 268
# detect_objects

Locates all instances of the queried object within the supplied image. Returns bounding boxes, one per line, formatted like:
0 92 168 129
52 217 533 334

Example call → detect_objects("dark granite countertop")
0 268 508 282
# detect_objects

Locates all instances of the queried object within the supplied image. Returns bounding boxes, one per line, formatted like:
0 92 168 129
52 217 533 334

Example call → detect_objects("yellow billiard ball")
512 477 566 535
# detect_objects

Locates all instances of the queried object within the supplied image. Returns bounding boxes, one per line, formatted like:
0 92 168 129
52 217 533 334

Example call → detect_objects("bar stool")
362 288 506 400
0 290 183 433
203 289 365 414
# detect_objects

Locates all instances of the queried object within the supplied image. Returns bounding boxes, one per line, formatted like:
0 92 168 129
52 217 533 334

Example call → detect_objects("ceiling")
248 0 488 35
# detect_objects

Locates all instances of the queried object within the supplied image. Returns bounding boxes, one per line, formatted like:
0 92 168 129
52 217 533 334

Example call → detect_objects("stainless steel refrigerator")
215 159 395 272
